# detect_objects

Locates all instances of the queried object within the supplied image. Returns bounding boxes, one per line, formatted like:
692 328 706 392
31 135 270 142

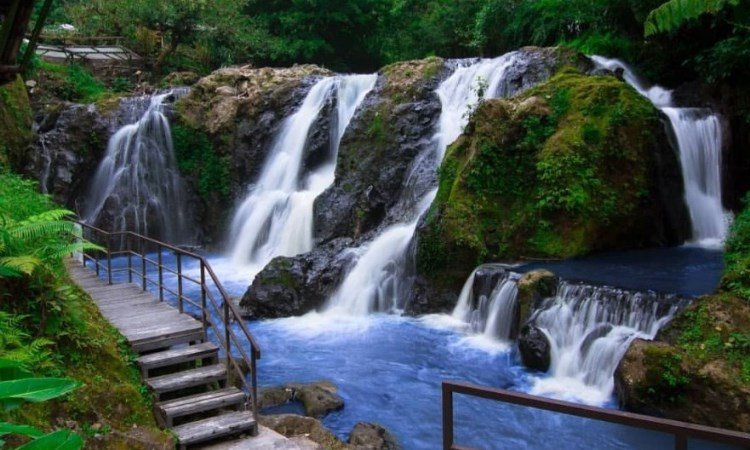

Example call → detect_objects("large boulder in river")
241 238 355 318
615 294 750 432
416 64 691 293
518 325 551 372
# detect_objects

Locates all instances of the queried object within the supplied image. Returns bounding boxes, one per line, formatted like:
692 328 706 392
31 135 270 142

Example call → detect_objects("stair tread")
173 410 255 445
146 364 226 393
157 387 245 417
138 342 218 368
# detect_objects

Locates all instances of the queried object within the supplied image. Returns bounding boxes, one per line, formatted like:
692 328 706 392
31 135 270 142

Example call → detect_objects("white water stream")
82 89 193 243
591 56 729 247
324 52 532 316
227 74 376 279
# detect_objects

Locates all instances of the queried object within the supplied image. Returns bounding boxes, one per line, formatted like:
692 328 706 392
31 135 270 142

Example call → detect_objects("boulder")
241 238 355 318
417 60 690 295
516 269 557 325
615 294 750 432
260 414 348 450
348 423 401 450
313 57 447 244
518 325 551 372
259 381 345 419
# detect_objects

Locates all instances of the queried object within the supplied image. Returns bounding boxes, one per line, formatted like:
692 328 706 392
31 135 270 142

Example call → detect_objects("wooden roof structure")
0 0 53 85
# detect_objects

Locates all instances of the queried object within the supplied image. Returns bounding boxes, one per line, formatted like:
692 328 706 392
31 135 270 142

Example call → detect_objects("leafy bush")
723 193 750 300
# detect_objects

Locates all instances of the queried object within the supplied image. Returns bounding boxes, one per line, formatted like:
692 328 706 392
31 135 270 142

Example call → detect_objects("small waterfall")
325 52 531 316
227 74 377 278
528 282 680 404
81 89 193 243
591 56 728 247
450 269 520 340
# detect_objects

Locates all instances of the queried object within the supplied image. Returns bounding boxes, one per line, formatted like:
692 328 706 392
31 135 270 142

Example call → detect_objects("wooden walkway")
67 260 256 449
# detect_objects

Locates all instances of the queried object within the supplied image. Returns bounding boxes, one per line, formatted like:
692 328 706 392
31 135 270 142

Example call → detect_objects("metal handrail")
74 221 261 421
442 380 750 450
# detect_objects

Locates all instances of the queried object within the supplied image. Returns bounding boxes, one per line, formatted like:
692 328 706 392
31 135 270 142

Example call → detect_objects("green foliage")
0 360 82 449
642 347 690 403
722 193 750 300
29 61 107 103
644 0 739 36
171 124 230 203
0 76 33 171
418 66 666 285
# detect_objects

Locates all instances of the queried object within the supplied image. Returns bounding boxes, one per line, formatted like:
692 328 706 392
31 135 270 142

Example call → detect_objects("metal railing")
75 222 261 424
442 380 750 450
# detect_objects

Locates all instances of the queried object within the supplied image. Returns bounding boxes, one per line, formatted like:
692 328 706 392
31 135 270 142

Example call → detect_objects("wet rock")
260 414 348 450
259 381 344 419
241 238 355 318
518 325 551 372
26 102 111 207
162 71 200 86
314 57 447 244
348 423 401 450
516 270 557 325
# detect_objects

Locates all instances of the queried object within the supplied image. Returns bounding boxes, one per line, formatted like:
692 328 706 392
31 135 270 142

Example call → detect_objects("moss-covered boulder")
416 66 689 291
173 65 332 242
0 75 33 170
615 294 750 431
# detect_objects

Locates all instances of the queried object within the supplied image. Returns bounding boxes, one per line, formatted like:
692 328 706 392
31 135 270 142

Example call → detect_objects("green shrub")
722 193 750 300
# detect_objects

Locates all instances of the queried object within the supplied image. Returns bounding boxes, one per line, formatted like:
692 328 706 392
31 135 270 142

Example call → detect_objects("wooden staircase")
68 261 257 448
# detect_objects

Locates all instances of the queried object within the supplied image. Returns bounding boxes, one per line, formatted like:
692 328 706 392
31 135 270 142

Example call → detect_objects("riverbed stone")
518 325 551 372
259 381 345 419
348 423 401 450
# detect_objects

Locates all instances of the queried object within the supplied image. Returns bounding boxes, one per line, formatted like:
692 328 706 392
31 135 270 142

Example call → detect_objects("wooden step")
137 342 219 376
172 410 256 447
146 364 226 398
156 387 246 427
129 322 205 353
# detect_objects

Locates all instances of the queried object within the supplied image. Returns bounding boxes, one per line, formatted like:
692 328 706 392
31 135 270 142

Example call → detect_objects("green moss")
723 193 750 300
0 76 33 170
33 61 108 103
641 345 691 404
418 65 667 286
171 123 231 203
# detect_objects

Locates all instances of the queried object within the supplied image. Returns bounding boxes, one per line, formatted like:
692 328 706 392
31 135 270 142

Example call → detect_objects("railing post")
224 297 231 381
94 239 100 277
674 434 687 450
177 253 183 313
127 234 132 283
141 237 146 291
106 233 112 285
442 382 454 450
251 350 258 418
200 263 208 331
157 246 164 302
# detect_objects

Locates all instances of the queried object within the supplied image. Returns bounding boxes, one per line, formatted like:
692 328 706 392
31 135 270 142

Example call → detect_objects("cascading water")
227 74 376 279
451 269 520 340
527 282 680 404
325 52 536 316
591 56 728 247
81 89 193 243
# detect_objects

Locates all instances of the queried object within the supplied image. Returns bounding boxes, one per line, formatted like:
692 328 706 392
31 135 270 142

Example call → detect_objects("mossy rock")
615 294 750 431
0 75 33 170
417 65 687 289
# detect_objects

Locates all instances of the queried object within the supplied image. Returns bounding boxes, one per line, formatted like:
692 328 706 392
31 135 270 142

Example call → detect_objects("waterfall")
227 74 377 278
528 282 680 404
81 89 193 243
324 52 531 316
450 269 520 340
591 56 728 247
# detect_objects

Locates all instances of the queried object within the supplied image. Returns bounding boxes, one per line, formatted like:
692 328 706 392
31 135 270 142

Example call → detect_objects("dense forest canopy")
32 0 749 85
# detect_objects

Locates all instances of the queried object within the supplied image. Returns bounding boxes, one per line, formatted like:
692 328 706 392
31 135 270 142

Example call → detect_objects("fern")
645 0 740 36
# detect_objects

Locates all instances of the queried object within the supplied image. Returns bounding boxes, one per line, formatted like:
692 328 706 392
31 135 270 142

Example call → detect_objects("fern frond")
645 0 739 36
0 256 42 276
9 221 75 243
44 242 103 260
20 210 75 224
